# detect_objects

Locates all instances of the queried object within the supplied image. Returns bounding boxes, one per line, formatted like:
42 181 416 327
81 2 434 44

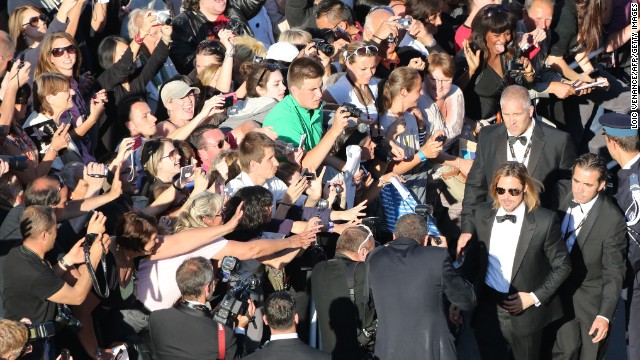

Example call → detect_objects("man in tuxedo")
367 213 476 360
149 257 253 360
311 226 376 359
243 291 330 360
599 113 640 360
458 85 576 254
460 162 572 359
552 153 627 359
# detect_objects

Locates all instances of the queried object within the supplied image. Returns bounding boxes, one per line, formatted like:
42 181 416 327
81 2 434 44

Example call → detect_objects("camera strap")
217 323 226 360
84 242 110 299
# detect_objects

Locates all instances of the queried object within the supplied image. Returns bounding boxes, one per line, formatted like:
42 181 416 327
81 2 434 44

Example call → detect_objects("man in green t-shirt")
263 57 352 171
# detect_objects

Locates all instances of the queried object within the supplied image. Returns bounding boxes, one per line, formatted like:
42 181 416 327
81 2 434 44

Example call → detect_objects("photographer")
150 256 256 360
2 207 110 360
311 226 377 360
0 319 29 360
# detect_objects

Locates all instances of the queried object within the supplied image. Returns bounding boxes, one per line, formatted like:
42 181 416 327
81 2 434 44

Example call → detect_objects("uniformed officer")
599 113 640 360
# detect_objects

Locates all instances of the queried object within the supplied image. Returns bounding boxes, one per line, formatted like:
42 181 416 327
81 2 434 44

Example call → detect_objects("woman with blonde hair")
174 191 224 233
323 41 381 124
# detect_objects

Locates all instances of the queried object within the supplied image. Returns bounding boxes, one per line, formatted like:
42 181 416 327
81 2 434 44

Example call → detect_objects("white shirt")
486 202 526 293
325 75 380 123
506 121 535 167
270 333 299 341
224 172 306 213
398 33 429 56
561 194 598 253
622 153 640 169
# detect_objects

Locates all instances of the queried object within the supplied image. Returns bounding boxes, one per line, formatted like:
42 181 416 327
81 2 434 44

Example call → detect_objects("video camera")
217 256 240 283
213 276 261 327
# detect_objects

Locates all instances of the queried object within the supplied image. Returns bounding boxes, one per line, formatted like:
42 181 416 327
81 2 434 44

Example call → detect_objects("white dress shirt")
561 195 598 253
506 121 535 168
486 202 526 293
224 172 306 214
270 333 299 341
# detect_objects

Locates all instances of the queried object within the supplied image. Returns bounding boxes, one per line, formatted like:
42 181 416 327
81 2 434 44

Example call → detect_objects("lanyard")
345 75 376 137
562 206 589 242
508 140 532 165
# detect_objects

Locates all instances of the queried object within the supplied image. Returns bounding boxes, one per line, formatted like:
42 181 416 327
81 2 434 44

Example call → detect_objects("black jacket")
367 238 476 360
170 0 263 74
243 338 330 360
149 302 244 360
468 202 572 336
461 121 576 233
556 193 627 324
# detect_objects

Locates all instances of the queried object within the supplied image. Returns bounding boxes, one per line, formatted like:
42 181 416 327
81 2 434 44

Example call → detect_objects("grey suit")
461 121 576 234
552 193 627 360
468 202 572 360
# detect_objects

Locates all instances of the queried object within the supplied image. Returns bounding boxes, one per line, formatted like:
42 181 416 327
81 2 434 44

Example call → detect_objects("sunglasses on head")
348 45 378 60
368 5 395 14
23 14 47 27
496 187 523 196
484 5 509 17
51 44 77 58
257 63 281 84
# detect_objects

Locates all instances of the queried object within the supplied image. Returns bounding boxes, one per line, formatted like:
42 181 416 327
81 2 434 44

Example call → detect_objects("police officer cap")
598 113 638 137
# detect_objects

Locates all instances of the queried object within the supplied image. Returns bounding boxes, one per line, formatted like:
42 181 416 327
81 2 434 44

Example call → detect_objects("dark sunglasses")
160 148 179 160
257 63 281 84
23 14 47 27
496 187 523 196
51 44 77 58
484 5 509 18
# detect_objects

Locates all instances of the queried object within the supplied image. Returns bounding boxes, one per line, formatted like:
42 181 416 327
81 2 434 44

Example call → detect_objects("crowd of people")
0 0 635 358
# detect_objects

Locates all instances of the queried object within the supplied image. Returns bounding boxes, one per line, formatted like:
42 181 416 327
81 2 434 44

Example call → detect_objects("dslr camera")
311 38 335 57
213 276 261 327
55 304 83 332
341 102 365 119
0 155 28 171
226 18 244 35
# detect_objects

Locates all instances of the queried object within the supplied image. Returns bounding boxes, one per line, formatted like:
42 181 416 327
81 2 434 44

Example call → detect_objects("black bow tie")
508 136 527 146
569 200 584 213
496 214 517 223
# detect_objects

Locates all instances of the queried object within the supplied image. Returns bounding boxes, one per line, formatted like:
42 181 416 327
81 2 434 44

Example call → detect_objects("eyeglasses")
51 44 77 58
160 148 179 160
23 14 47 27
496 187 523 196
368 5 395 14
427 75 452 84
347 45 378 60
356 224 374 253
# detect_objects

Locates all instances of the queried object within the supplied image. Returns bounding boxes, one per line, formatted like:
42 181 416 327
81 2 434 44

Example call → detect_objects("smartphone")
179 165 195 187
221 94 235 109
131 135 143 151
60 349 71 360
300 168 314 180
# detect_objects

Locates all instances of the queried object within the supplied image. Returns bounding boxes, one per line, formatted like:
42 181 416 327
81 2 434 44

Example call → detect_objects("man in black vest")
311 225 376 359
149 257 254 360
552 153 627 359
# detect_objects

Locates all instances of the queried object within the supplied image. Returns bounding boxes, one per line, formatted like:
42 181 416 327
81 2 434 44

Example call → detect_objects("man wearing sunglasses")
315 0 360 41
189 124 230 172
551 153 626 360
311 225 376 359
462 161 571 360
459 85 575 256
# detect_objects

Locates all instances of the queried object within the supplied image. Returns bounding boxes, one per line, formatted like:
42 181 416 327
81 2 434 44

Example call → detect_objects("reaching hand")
87 211 107 235
462 39 481 75
224 201 244 230
456 233 472 260
283 177 308 205
50 123 71 153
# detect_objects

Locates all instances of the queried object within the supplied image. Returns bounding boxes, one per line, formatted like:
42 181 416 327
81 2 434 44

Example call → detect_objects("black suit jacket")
557 193 627 323
461 121 576 233
311 255 374 359
367 238 476 360
469 202 572 336
149 303 242 360
243 338 330 360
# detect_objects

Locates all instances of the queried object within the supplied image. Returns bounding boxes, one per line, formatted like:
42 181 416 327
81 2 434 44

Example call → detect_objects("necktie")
496 214 517 223
508 136 527 146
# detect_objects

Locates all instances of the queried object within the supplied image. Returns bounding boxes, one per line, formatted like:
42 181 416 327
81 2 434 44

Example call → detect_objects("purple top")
63 78 95 163
605 0 634 33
